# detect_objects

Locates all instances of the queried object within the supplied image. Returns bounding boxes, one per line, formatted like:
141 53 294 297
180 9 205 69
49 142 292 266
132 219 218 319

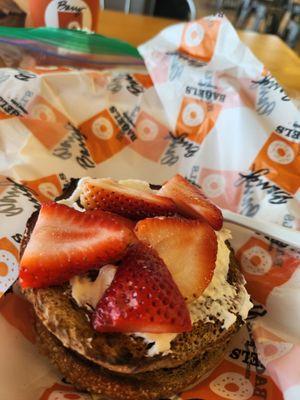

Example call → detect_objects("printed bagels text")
0 15 299 400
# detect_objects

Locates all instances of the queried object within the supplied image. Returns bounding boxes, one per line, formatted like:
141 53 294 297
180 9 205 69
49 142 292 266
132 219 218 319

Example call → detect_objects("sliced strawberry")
135 217 217 302
92 242 192 333
158 174 223 230
19 203 135 289
80 178 177 220
87 210 135 230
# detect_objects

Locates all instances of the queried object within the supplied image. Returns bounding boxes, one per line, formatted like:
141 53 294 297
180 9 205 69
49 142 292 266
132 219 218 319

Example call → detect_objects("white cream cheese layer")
65 178 252 357
132 332 177 357
57 177 89 211
188 229 252 328
71 265 117 310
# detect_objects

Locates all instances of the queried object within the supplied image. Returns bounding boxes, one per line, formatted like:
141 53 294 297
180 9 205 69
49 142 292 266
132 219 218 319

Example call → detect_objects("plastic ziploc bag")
0 15 299 400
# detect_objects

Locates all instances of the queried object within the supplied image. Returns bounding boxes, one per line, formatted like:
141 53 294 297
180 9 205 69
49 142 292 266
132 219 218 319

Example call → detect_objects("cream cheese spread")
65 177 252 357
57 177 89 210
70 265 117 310
132 332 177 357
189 229 252 328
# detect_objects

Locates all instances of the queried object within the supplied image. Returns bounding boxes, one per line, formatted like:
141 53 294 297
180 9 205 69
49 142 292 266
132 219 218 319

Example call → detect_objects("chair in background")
235 0 254 28
278 0 300 47
235 0 287 33
234 0 299 48
216 0 242 10
101 0 197 21
186 0 197 20
100 0 131 13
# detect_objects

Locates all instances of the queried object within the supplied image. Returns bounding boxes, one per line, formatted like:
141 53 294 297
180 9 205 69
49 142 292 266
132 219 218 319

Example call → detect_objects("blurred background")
0 0 299 52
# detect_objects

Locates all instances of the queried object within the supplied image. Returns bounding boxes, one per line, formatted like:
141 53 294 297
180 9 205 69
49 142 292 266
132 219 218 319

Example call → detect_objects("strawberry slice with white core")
20 203 135 288
92 242 192 333
80 178 177 219
135 217 217 302
158 174 223 231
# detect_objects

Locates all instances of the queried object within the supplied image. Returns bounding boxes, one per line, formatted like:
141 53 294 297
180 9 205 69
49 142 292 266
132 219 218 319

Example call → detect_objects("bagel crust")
20 179 250 399
23 257 242 374
36 318 231 400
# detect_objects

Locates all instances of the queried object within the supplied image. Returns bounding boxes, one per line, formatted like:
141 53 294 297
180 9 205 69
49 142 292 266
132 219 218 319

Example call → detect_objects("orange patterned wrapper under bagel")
0 14 299 400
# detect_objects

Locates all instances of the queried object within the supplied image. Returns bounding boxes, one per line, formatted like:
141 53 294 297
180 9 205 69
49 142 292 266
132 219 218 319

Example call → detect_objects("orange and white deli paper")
0 15 299 400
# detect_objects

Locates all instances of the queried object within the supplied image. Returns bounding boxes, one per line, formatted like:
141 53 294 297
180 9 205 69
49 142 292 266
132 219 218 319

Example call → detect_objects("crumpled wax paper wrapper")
0 14 299 400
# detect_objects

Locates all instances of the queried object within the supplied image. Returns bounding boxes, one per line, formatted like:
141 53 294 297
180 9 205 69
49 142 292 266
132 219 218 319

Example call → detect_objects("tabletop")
98 10 300 99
